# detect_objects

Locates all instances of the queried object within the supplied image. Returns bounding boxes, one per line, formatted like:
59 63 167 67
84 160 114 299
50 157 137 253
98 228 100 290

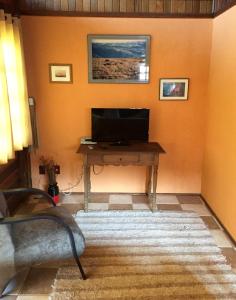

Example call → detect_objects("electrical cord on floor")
61 163 104 195
61 164 84 195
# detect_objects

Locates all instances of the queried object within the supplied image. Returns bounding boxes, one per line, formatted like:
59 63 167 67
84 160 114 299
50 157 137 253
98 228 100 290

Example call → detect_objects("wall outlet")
39 165 46 174
54 165 60 174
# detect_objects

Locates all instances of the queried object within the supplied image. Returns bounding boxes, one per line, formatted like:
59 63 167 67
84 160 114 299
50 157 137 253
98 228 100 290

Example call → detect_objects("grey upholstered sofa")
0 188 86 298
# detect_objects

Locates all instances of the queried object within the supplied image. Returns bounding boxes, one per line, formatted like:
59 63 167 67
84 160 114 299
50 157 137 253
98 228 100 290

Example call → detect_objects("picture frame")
159 78 189 100
88 35 150 84
49 64 73 83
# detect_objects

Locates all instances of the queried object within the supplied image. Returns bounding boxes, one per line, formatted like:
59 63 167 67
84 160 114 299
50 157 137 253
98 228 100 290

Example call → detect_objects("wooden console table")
77 142 165 212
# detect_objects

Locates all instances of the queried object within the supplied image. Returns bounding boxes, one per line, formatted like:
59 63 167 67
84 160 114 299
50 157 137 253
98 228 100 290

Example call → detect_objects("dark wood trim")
13 0 21 16
0 148 31 214
20 9 214 18
0 0 20 15
214 0 236 17
0 159 18 185
200 194 236 247
17 148 32 187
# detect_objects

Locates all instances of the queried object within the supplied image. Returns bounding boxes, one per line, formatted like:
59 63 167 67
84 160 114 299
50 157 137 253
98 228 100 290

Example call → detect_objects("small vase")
48 183 59 204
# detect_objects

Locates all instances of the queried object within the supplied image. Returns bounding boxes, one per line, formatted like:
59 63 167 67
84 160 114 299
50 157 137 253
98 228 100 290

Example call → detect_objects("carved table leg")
151 165 158 211
152 154 160 211
146 166 152 206
83 161 90 212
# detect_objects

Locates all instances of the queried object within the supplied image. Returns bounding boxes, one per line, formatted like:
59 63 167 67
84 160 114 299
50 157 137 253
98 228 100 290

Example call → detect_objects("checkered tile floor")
5 193 236 299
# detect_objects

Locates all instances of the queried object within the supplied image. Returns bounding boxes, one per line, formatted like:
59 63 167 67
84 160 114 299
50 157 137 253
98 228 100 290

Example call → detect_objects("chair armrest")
0 211 69 228
1 188 56 207
0 209 86 280
0 211 78 253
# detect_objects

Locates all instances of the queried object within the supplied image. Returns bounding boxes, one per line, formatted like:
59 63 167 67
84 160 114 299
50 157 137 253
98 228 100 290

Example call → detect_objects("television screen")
91 108 149 144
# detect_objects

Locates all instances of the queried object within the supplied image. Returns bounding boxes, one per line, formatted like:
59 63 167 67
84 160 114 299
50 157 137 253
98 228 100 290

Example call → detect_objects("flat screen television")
91 108 149 144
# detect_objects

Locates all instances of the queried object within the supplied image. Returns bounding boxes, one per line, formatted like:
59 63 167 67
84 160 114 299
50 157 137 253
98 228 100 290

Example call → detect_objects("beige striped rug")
50 211 236 299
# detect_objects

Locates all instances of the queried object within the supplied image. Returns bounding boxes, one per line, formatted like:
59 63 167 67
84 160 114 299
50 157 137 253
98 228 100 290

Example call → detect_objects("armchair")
0 188 86 298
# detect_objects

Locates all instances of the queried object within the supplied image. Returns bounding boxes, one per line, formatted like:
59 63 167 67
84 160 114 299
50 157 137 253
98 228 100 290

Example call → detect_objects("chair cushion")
0 211 15 293
12 207 85 268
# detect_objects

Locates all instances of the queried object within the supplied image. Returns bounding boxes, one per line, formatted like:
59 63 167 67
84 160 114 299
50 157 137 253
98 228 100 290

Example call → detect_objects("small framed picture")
49 64 73 83
159 78 189 100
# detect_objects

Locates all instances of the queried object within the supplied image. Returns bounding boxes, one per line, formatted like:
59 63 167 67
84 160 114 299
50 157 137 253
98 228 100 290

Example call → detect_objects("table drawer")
87 152 156 165
103 154 139 164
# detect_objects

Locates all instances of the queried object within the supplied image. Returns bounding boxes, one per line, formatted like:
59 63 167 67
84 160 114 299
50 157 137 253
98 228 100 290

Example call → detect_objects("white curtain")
0 10 32 164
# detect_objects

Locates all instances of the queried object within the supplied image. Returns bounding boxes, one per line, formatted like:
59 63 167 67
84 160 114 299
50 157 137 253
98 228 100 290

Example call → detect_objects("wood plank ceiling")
0 0 230 17
20 0 213 16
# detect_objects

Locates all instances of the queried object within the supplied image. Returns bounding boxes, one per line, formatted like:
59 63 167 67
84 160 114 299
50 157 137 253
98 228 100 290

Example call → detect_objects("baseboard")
200 194 236 247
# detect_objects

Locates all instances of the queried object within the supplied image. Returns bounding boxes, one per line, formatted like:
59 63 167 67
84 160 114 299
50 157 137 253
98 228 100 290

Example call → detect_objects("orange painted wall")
202 6 236 239
21 16 212 193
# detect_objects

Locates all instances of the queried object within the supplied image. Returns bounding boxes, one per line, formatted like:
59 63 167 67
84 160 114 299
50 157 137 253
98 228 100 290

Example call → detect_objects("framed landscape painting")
88 35 150 83
159 79 189 100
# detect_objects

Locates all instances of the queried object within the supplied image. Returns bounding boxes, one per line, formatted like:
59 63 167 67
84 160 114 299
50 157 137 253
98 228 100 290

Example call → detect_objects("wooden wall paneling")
141 0 149 12
214 0 236 13
26 0 34 10
208 0 214 12
0 0 18 13
164 0 171 12
200 0 213 13
53 0 61 10
0 159 21 215
30 0 42 10
19 0 30 10
18 148 32 187
222 0 228 7
134 0 142 12
218 0 226 11
68 0 76 11
75 0 83 11
120 0 127 13
179 0 186 13
192 0 200 13
171 0 185 13
185 0 193 13
213 0 219 11
105 0 113 12
0 160 19 188
82 0 90 11
17 0 236 16
45 0 54 10
0 167 19 188
97 0 105 12
113 0 120 12
200 0 207 13
61 0 69 11
0 149 32 214
156 0 164 12
91 0 98 12
126 0 134 12
149 0 156 12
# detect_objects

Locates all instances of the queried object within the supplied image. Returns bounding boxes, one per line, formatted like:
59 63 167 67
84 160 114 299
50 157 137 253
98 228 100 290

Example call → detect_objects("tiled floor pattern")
4 193 236 299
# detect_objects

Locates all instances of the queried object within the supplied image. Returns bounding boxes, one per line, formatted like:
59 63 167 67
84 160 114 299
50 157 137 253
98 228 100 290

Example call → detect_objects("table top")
77 142 165 154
